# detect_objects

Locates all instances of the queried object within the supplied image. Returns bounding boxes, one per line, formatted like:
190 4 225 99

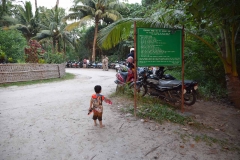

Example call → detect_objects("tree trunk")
52 38 55 53
2 0 7 13
35 0 37 10
226 74 240 108
92 18 99 62
63 40 66 60
56 0 59 6
57 40 60 52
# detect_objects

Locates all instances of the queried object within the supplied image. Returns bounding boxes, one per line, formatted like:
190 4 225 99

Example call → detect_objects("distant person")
105 56 109 71
83 58 87 68
88 85 112 128
102 55 109 71
102 55 106 71
86 59 90 68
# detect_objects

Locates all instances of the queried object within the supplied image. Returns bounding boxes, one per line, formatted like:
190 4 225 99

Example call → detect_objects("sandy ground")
0 68 239 160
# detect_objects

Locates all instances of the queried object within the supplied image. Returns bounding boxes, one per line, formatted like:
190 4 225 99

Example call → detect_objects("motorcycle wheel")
184 92 196 106
129 83 147 97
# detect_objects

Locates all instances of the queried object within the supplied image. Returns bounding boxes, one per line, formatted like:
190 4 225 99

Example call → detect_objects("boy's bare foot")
100 124 105 128
94 123 97 126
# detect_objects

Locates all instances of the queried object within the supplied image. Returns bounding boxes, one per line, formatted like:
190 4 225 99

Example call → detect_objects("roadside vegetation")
111 87 193 125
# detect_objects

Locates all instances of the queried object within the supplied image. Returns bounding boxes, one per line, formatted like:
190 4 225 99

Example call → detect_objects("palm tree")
10 1 39 42
64 0 125 62
0 0 19 27
34 6 74 55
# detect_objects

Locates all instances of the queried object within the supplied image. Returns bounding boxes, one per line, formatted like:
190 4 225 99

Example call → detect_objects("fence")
0 63 65 84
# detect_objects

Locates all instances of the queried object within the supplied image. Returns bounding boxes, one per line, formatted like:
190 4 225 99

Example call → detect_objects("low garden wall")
0 63 65 84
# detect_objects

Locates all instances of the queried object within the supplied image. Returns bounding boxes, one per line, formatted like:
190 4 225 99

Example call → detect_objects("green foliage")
35 6 71 54
184 35 226 99
44 52 64 64
136 102 190 124
7 57 13 63
0 0 18 27
119 3 145 18
197 82 227 100
81 25 114 61
0 47 7 63
38 58 45 64
0 29 27 63
12 1 40 41
142 0 159 6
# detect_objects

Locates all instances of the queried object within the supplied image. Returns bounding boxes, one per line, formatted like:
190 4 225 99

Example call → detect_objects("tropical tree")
119 3 145 18
64 0 125 62
0 0 18 27
10 1 39 42
35 6 72 54
161 0 240 107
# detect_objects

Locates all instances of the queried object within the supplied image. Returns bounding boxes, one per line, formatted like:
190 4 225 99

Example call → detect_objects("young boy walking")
89 85 112 128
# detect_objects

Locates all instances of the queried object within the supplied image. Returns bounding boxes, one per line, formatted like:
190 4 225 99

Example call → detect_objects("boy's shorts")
93 110 102 121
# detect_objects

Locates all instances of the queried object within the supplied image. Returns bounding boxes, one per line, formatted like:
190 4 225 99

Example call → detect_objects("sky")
18 0 142 12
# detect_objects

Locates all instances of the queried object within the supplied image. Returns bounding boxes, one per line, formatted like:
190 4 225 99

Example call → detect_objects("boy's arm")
89 99 93 110
103 97 112 105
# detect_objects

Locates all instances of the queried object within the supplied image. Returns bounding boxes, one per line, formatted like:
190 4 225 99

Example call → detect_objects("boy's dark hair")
94 85 101 93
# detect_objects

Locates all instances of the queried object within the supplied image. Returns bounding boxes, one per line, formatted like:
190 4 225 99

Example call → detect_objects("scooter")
114 65 134 92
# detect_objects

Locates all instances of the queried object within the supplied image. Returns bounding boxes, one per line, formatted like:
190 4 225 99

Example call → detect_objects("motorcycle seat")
159 79 182 87
120 72 128 82
147 79 159 84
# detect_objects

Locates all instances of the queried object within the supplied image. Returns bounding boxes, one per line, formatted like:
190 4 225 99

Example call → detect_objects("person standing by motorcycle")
127 48 135 60
88 85 112 128
126 48 135 70
126 56 135 82
127 56 134 70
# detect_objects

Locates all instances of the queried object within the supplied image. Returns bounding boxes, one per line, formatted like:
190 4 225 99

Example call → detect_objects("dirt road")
0 68 239 160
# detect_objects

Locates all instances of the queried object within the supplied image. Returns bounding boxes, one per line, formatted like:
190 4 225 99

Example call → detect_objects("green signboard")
137 28 182 67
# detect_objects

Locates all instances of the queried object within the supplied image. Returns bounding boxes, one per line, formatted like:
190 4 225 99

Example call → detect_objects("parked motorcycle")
114 64 134 92
66 61 72 68
115 61 127 72
71 61 80 68
134 67 198 106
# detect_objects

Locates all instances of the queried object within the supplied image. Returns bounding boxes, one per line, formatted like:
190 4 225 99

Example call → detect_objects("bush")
0 29 27 63
0 47 7 63
44 52 64 64
25 40 45 63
